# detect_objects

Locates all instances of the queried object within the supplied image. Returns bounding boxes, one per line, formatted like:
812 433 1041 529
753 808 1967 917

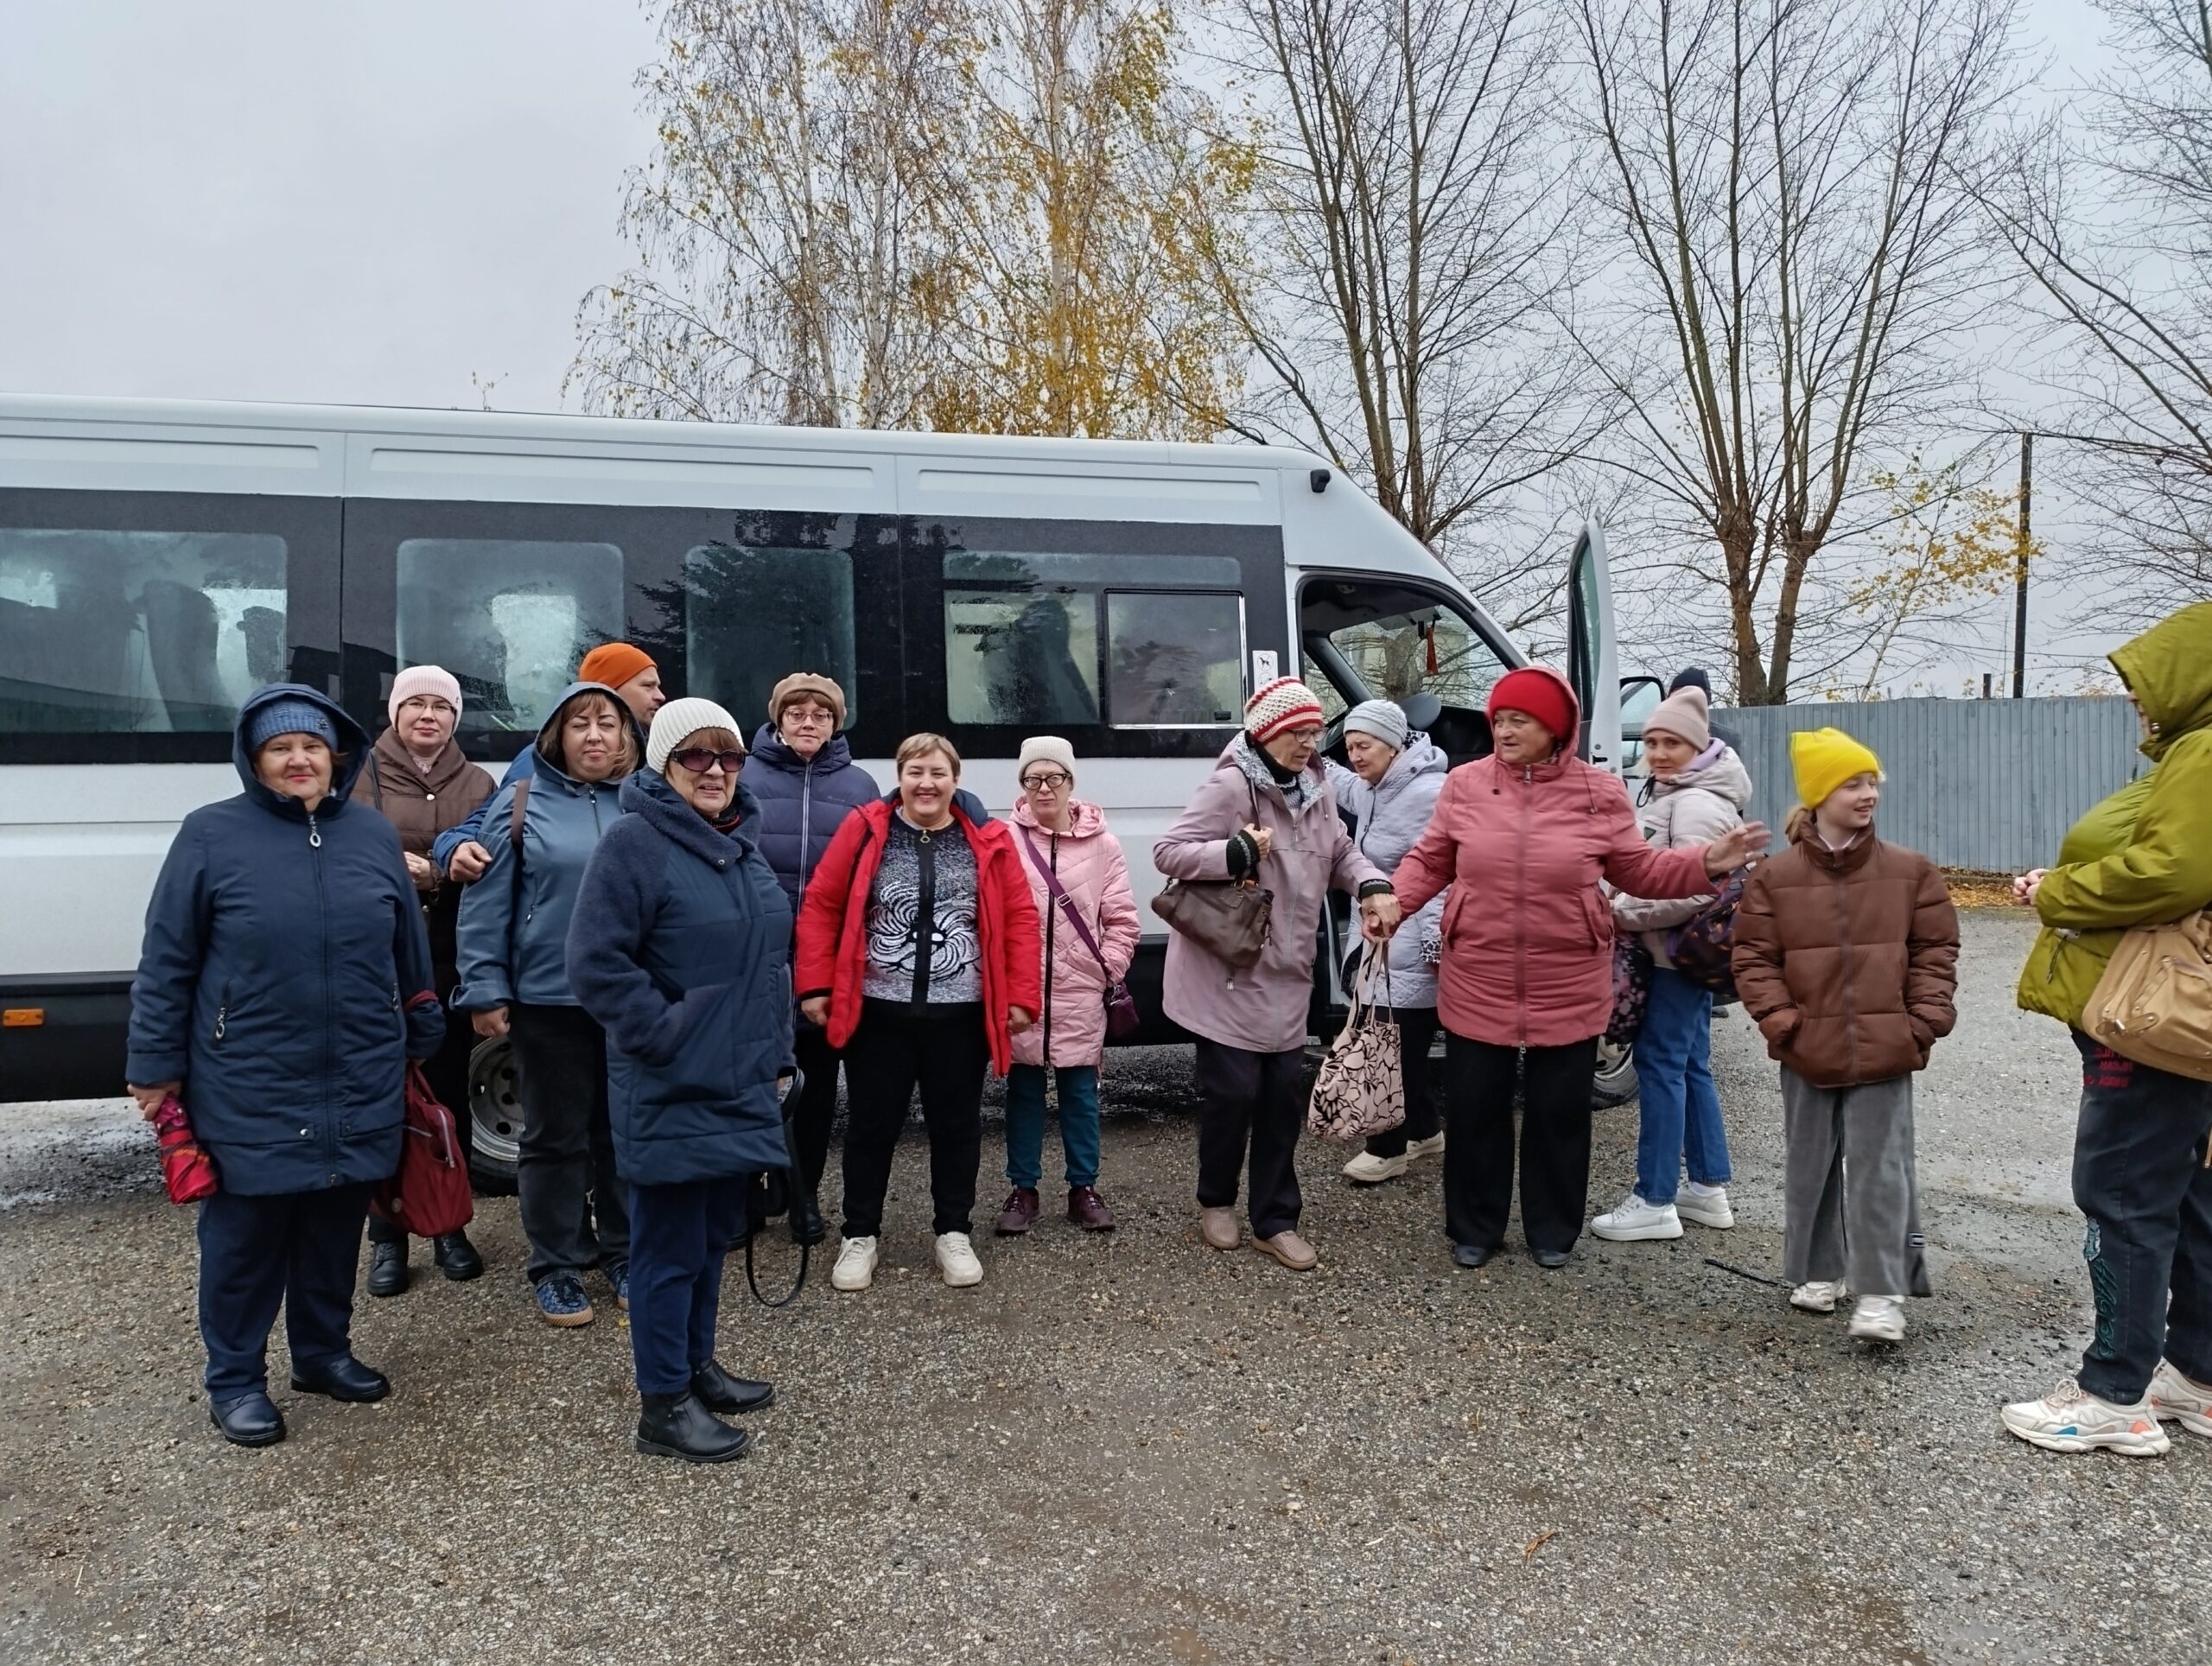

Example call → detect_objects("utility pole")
2013 431 2032 698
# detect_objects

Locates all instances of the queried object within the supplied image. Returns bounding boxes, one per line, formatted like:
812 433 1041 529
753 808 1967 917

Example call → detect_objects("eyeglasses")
1020 772 1072 791
670 747 746 775
781 708 835 727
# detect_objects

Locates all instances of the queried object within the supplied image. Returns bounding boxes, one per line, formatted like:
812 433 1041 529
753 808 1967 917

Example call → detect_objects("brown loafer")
1198 1206 1241 1251
1251 1230 1318 1271
1067 1185 1116 1231
994 1186 1040 1236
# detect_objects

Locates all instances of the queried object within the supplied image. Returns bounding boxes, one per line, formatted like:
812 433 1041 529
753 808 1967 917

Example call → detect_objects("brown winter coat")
349 728 495 982
1730 823 1961 1088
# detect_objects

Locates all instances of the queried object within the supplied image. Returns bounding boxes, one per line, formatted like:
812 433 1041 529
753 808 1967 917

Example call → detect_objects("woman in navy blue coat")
568 698 796 1464
127 685 443 1448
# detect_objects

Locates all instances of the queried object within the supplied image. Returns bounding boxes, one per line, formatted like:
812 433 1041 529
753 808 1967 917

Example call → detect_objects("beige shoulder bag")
2085 909 2212 1084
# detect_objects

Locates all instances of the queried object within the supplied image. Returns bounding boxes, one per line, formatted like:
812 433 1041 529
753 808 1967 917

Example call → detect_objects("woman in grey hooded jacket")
1324 700 1450 1186
1592 683 1750 1243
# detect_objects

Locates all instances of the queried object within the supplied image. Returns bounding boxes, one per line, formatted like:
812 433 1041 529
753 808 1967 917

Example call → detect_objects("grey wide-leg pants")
1780 1066 1932 1298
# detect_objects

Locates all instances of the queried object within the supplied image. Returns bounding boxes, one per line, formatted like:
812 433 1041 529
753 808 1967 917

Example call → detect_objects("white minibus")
0 395 1630 1173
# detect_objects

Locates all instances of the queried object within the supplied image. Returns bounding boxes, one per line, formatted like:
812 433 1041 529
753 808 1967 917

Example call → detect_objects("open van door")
1566 524 1622 774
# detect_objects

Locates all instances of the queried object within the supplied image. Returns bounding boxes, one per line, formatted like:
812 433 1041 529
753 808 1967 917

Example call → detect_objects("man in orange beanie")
437 644 664 883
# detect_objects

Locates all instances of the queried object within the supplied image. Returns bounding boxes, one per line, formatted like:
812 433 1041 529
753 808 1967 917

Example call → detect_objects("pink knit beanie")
1243 677 1325 744
388 664 463 727
1642 683 1712 750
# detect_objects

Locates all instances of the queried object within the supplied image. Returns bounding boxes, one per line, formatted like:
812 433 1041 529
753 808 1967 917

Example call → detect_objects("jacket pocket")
1578 887 1613 951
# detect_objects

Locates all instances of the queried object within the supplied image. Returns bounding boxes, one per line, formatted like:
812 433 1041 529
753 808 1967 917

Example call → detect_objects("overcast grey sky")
0 0 2133 690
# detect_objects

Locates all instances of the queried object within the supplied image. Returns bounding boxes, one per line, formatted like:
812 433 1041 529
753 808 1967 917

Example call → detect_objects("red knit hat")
1243 677 1326 743
1487 666 1577 745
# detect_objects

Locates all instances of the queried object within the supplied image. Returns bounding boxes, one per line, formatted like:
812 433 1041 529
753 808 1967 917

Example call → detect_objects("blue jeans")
1632 965 1731 1205
1005 1065 1102 1188
626 1178 745 1398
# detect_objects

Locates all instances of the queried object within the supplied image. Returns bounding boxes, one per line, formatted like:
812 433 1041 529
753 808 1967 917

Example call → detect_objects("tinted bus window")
683 544 857 730
943 556 1100 726
0 527 287 733
396 539 624 735
1106 591 1243 727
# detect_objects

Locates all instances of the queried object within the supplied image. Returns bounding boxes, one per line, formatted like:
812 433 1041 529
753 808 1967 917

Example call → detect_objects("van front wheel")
466 1036 524 1194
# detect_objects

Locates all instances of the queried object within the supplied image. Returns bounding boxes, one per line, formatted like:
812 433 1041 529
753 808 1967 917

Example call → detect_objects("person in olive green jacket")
2000 600 2212 1459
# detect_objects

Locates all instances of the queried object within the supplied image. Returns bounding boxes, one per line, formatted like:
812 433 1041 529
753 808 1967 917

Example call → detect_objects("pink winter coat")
1008 798 1141 1069
1392 670 1719 1047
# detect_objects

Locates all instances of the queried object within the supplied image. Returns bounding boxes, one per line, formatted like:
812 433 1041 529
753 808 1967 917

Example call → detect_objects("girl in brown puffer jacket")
1731 728 1960 1345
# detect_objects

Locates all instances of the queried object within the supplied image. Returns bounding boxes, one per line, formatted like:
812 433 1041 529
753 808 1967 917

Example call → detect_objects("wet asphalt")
1 911 2203 1663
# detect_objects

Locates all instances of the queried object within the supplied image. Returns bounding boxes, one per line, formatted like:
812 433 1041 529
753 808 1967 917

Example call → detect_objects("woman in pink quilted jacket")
1392 667 1767 1270
993 738 1141 1237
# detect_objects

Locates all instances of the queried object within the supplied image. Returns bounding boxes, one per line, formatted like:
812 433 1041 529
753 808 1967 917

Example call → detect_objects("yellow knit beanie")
1789 727 1883 811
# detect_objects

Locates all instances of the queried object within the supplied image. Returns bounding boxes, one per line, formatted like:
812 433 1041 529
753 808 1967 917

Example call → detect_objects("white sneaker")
1790 1279 1847 1313
2149 1359 2212 1437
1848 1294 1906 1343
1589 1192 1682 1242
934 1230 983 1288
1341 1150 1408 1184
830 1235 878 1293
1676 1181 1734 1230
2001 1376 2171 1457
1406 1133 1446 1161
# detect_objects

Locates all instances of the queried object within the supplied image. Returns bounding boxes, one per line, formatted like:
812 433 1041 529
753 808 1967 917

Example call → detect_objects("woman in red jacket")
796 734 1042 1294
1393 668 1767 1269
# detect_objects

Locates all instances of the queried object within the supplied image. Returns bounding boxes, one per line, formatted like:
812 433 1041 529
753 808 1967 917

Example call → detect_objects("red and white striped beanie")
1243 677 1325 744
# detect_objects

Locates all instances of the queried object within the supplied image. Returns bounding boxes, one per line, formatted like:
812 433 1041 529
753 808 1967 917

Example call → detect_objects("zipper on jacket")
308 810 321 849
799 766 815 891
1514 765 1534 1046
1834 865 1859 1082
213 983 229 1045
311 814 335 1180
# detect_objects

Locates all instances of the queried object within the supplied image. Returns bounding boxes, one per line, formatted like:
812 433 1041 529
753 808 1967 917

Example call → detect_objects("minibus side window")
0 527 287 733
396 539 624 735
1105 591 1243 727
683 544 859 732
944 585 1101 726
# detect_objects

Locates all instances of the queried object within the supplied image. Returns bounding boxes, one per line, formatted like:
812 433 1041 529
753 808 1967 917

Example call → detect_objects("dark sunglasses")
670 747 746 775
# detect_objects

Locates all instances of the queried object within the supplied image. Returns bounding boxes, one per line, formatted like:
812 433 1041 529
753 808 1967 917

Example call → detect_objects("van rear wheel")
467 1036 523 1194
1592 1040 1638 1109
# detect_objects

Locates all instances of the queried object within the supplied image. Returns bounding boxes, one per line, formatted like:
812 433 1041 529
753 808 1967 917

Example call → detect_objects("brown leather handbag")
1152 875 1273 970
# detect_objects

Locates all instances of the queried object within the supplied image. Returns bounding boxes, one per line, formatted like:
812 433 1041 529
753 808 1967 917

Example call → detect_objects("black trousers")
1444 1033 1600 1256
198 1183 373 1397
512 1002 630 1283
1193 1039 1306 1238
2071 1033 2212 1403
791 1021 844 1202
366 1011 475 1247
1366 1005 1443 1159
840 1001 990 1238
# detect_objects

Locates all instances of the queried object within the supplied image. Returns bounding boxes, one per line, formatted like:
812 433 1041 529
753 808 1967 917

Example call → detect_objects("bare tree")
1568 0 2024 703
1217 0 1604 625
1980 0 2212 620
569 0 975 428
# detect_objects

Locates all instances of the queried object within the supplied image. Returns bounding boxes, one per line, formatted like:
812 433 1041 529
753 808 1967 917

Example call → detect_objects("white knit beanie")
388 664 463 727
1342 698 1408 750
1642 684 1712 751
648 697 744 773
1016 734 1077 781
1244 677 1326 743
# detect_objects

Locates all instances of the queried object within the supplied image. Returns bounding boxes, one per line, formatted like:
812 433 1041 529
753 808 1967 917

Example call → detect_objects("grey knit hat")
246 698 338 753
1342 698 1409 751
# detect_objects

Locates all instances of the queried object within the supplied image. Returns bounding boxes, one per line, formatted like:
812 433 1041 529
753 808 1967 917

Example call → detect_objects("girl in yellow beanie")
1732 728 1961 1343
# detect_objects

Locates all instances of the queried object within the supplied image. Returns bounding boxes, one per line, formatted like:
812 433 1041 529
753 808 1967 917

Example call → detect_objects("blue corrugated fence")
1710 698 2148 872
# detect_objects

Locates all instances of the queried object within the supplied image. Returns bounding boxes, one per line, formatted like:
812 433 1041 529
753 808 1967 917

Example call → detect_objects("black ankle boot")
366 1240 409 1298
210 1391 285 1447
787 1189 826 1247
433 1230 484 1281
690 1358 775 1414
635 1391 748 1463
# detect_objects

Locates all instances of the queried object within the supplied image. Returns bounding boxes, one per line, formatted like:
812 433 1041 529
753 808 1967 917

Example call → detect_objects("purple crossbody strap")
1019 826 1119 983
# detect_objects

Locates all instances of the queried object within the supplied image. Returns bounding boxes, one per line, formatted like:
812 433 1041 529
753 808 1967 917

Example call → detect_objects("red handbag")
372 1060 474 1238
154 1096 218 1204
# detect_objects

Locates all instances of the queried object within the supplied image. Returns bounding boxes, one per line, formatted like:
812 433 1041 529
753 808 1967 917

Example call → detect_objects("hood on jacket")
1213 732 1332 812
532 679 647 787
1650 742 1754 810
1381 733 1450 789
232 683 371 813
2110 600 2212 760
748 722 857 776
619 766 765 863
1012 797 1109 838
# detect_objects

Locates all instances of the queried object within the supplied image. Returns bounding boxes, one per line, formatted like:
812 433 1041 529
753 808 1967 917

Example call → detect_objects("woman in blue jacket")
747 672 878 1216
568 698 796 1464
127 685 444 1448
455 681 640 1327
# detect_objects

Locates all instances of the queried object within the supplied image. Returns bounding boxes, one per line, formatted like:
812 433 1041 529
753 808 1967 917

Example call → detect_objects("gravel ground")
3 911 2203 1663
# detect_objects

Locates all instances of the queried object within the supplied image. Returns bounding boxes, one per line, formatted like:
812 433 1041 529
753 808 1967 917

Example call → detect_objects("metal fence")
1708 697 2147 873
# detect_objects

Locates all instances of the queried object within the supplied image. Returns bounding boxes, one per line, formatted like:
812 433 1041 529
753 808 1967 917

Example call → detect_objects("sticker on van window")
1251 650 1277 688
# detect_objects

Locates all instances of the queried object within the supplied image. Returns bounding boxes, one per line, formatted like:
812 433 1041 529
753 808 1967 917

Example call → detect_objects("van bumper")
0 977 130 1102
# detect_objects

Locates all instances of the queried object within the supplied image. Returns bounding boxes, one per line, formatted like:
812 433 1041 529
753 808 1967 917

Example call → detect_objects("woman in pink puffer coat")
1392 666 1765 1270
992 738 1141 1237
